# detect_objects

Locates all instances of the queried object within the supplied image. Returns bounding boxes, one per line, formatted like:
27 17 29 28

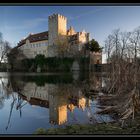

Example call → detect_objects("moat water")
0 72 113 134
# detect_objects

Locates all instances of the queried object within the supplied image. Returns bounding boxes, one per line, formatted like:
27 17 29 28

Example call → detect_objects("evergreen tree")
85 39 102 52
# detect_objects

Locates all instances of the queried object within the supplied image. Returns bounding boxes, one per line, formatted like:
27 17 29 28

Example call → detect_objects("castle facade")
17 13 90 58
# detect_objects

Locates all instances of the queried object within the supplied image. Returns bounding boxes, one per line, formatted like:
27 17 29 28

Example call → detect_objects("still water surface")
0 72 113 134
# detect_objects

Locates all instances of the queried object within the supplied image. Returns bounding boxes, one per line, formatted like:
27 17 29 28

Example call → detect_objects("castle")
17 13 90 58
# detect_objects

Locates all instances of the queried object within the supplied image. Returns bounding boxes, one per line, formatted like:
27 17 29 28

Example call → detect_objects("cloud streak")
68 7 110 20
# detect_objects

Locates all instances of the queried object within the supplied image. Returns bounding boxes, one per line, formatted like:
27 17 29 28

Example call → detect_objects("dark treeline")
7 54 89 72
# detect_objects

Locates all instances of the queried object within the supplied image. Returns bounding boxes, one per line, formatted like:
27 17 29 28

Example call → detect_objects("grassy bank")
34 120 140 135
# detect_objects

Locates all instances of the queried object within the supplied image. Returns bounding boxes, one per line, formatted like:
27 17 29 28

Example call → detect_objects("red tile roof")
17 31 48 47
18 93 49 108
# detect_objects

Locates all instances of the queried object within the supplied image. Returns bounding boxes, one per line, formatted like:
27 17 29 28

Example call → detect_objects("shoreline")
34 121 140 135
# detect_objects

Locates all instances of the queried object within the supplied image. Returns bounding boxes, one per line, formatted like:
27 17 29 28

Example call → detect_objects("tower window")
96 60 100 64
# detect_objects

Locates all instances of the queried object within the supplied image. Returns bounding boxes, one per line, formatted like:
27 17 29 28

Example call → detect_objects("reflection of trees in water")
89 72 102 92
0 75 28 130
4 93 27 130
5 93 17 130
18 74 74 86
9 75 26 93
0 72 105 127
8 73 92 125
0 77 14 109
0 97 4 109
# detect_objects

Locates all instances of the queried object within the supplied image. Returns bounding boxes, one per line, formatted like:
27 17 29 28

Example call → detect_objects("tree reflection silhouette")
0 72 111 131
5 94 16 130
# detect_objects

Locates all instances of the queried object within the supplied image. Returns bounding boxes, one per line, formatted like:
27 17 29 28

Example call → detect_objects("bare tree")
7 47 26 71
120 31 131 60
104 34 114 63
99 27 140 122
1 41 11 63
0 32 11 63
112 29 121 58
55 35 70 58
0 32 3 62
129 27 140 91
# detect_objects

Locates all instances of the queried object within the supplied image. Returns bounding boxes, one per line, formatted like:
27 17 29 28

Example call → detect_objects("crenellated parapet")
17 13 90 58
48 13 67 48
48 13 67 21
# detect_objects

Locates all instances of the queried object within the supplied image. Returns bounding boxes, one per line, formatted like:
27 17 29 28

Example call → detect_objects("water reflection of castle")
9 73 102 125
16 82 91 125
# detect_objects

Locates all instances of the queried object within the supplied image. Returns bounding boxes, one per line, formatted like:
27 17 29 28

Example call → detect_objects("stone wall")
19 40 48 59
90 52 102 65
48 14 67 47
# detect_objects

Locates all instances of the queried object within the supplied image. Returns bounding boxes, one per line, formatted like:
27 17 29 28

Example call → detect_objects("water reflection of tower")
89 73 102 92
76 97 91 111
10 75 91 126
68 90 91 112
49 93 67 125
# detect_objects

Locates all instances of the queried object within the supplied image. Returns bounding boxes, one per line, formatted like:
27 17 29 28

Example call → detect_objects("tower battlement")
48 13 67 47
17 13 90 59
48 13 67 21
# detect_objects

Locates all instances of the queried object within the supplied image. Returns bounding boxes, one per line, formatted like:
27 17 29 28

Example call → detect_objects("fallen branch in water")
97 106 118 114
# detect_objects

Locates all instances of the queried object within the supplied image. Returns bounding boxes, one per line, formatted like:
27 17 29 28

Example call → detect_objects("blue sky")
1 6 140 62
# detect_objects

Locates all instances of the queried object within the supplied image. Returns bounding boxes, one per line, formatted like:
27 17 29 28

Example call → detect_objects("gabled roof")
18 93 49 108
17 31 48 47
29 97 49 108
